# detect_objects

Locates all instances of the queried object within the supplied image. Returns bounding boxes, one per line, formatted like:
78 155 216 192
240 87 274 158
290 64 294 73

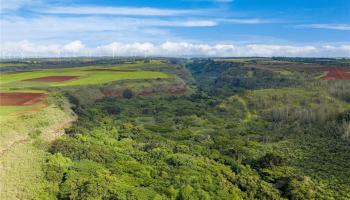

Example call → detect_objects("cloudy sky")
1 0 350 57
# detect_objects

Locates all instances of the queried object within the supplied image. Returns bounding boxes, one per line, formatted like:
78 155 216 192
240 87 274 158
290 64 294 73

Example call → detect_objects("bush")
258 153 284 168
122 89 133 99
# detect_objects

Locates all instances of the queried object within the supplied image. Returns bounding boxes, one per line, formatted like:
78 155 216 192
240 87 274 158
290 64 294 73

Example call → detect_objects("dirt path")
44 118 75 142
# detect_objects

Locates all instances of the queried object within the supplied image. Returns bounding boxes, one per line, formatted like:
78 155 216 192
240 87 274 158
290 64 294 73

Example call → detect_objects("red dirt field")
0 92 47 106
23 76 80 82
321 68 350 80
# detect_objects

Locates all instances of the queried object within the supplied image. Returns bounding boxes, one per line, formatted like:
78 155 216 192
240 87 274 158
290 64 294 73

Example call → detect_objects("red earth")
0 92 47 106
321 68 350 80
23 76 80 82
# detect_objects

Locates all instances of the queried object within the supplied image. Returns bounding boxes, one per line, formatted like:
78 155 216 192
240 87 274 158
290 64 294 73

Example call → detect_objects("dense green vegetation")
37 59 350 199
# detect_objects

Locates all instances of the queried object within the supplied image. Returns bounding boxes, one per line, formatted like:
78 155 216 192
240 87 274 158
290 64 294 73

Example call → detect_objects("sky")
0 0 350 57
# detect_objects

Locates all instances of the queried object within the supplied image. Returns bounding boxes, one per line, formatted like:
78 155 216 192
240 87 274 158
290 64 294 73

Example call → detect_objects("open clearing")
0 63 27 68
0 91 48 116
321 68 350 80
0 92 47 106
23 76 80 82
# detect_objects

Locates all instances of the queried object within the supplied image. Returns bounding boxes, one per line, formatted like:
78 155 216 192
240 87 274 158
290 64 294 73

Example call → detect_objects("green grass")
314 71 328 79
276 70 293 76
0 142 48 200
0 63 27 68
0 65 169 89
235 96 252 123
218 96 252 123
246 87 340 107
0 89 47 93
213 58 258 62
0 105 38 116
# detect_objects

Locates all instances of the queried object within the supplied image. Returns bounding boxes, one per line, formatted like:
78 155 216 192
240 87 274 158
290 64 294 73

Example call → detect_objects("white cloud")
41 6 206 16
1 41 349 58
298 24 350 31
0 16 218 43
63 41 86 53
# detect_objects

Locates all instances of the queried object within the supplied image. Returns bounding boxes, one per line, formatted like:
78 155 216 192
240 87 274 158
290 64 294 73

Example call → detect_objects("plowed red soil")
321 68 350 80
23 76 79 82
0 92 47 106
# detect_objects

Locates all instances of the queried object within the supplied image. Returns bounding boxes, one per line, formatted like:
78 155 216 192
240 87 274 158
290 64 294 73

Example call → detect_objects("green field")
214 58 254 62
0 63 27 68
0 62 169 116
0 104 42 117
0 65 168 89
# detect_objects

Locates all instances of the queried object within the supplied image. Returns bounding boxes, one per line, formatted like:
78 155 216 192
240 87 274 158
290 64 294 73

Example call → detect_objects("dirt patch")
22 76 80 82
85 69 136 72
168 85 186 96
0 92 47 106
244 62 327 71
102 89 123 98
137 89 155 96
13 102 49 116
321 68 350 80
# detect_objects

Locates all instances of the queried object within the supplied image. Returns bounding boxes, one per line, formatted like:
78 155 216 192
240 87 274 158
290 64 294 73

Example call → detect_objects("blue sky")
1 0 349 57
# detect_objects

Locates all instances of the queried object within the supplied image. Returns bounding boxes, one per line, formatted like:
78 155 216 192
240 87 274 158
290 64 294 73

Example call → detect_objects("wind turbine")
88 50 92 59
20 51 24 60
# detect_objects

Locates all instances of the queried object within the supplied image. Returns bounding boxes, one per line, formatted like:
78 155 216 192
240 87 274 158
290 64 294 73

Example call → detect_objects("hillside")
0 59 190 199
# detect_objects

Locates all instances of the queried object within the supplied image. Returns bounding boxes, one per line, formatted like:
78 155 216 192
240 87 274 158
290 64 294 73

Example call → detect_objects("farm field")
0 60 172 116
321 68 350 80
0 91 48 117
0 65 168 89
0 63 27 68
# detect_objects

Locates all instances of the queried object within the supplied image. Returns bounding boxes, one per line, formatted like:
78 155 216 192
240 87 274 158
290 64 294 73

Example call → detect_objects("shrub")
122 89 133 99
258 153 284 168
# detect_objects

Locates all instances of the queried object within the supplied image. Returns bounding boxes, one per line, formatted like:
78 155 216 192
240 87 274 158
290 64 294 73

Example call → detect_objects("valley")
0 57 349 199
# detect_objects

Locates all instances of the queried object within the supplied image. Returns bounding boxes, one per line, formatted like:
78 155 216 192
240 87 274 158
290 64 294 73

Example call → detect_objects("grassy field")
0 63 27 68
213 58 267 62
0 104 44 116
0 61 170 116
0 66 168 89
